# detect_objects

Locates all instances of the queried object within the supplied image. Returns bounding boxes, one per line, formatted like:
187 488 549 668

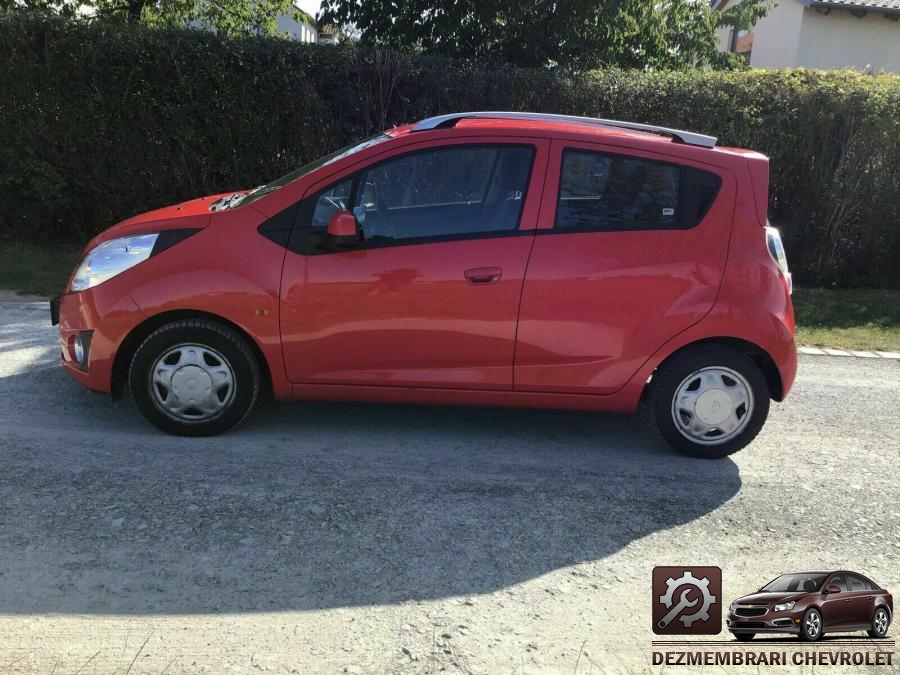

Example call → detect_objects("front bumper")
727 611 800 634
54 286 145 394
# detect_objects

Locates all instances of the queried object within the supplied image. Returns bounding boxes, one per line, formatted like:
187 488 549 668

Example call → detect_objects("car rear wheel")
732 633 755 641
799 608 823 642
648 346 770 458
129 319 260 436
868 608 890 638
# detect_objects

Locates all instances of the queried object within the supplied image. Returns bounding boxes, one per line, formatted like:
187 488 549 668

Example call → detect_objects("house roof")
714 0 900 12
799 0 900 12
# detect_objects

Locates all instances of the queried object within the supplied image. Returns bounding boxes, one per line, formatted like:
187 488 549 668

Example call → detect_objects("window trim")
551 147 722 234
288 142 539 255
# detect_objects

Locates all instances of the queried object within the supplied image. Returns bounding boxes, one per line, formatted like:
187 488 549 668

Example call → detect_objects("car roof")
389 117 680 145
386 116 756 162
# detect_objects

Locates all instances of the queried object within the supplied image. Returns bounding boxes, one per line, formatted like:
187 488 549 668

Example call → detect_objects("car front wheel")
129 319 260 436
648 346 770 458
799 608 823 642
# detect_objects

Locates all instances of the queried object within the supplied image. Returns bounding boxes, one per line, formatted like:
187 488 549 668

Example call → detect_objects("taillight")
766 225 792 294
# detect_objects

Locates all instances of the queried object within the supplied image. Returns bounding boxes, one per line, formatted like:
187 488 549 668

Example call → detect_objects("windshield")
760 573 827 593
234 133 391 208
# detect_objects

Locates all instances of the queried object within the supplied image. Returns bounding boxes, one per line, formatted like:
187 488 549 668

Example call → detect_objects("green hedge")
2 13 898 287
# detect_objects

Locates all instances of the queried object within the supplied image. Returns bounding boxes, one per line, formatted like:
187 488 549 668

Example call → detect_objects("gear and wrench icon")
658 570 717 628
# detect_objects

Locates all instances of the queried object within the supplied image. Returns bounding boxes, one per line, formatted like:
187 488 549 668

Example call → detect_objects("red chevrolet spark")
52 112 796 458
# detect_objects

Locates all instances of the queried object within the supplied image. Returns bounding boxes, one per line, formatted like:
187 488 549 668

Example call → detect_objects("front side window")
351 145 534 243
311 178 353 228
827 574 848 592
555 148 721 231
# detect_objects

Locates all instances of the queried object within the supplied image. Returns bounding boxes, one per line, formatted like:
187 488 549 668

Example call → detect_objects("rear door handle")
465 267 502 285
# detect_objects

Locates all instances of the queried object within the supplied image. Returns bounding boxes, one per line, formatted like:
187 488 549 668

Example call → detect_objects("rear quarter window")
555 148 722 232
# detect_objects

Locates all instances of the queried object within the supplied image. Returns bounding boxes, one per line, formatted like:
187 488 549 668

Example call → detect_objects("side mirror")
326 210 359 247
825 585 841 594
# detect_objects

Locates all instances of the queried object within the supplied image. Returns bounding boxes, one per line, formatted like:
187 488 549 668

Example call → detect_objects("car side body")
727 570 893 641
55 112 796 456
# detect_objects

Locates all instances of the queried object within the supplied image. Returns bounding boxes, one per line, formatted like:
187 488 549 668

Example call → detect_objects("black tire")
799 608 823 642
867 607 890 639
733 633 755 641
129 319 260 436
647 345 770 458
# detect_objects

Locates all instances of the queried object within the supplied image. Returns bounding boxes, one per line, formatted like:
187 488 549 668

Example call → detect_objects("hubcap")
807 613 820 637
671 366 754 445
875 610 888 635
149 344 235 422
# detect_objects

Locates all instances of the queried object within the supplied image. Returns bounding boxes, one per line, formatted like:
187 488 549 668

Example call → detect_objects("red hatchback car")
52 112 796 458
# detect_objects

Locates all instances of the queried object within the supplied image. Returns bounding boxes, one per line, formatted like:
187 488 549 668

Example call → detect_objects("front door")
280 140 548 389
820 574 855 629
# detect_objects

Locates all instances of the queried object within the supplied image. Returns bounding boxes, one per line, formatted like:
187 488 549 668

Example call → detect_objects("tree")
1 0 314 36
319 0 771 70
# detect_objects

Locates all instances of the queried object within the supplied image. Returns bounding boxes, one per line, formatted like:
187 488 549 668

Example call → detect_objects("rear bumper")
56 286 146 394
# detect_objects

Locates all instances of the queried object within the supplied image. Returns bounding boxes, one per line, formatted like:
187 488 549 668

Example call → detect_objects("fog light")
73 336 85 364
72 332 92 369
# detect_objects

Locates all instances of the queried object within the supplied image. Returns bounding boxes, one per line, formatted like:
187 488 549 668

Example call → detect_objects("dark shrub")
1 13 897 286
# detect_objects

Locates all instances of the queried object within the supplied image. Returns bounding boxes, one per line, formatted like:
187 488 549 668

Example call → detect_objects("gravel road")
0 299 898 673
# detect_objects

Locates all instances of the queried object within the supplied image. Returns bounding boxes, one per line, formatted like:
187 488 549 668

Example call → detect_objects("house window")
730 28 753 60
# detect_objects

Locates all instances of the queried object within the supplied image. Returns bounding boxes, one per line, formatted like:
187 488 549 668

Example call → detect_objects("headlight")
70 233 159 292
729 601 736 611
774 601 796 612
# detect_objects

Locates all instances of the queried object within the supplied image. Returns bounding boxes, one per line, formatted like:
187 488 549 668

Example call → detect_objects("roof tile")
810 0 900 10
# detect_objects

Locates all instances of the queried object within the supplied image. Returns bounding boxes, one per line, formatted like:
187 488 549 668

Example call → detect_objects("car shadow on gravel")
0 351 742 615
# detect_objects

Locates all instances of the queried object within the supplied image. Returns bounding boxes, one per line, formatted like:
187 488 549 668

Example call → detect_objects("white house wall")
795 8 900 72
748 0 805 68
276 15 318 42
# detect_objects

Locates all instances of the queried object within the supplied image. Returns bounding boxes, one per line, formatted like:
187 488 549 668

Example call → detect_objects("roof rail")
410 111 717 149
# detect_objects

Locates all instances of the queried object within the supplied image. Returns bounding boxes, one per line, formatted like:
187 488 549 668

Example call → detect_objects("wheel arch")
110 309 274 400
643 336 784 403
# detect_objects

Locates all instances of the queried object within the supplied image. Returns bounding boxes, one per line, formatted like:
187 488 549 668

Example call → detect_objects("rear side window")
846 574 874 591
555 148 721 231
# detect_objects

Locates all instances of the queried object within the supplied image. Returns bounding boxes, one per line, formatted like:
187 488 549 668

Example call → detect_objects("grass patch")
1 243 897 351
0 242 81 298
793 288 900 351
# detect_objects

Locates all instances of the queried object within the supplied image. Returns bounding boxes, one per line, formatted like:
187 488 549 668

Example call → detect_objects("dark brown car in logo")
727 570 893 642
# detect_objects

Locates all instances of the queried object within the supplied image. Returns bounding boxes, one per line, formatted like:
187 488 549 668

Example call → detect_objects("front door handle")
465 267 502 285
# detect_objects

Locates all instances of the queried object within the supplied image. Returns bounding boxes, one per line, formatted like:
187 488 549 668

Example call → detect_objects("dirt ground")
1 300 898 673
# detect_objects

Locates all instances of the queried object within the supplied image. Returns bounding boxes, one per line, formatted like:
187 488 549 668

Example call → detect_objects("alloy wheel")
874 609 889 636
806 612 821 638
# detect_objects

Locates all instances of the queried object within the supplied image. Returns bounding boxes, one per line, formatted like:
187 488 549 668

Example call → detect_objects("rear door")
515 140 736 394
845 573 876 626
279 138 549 389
